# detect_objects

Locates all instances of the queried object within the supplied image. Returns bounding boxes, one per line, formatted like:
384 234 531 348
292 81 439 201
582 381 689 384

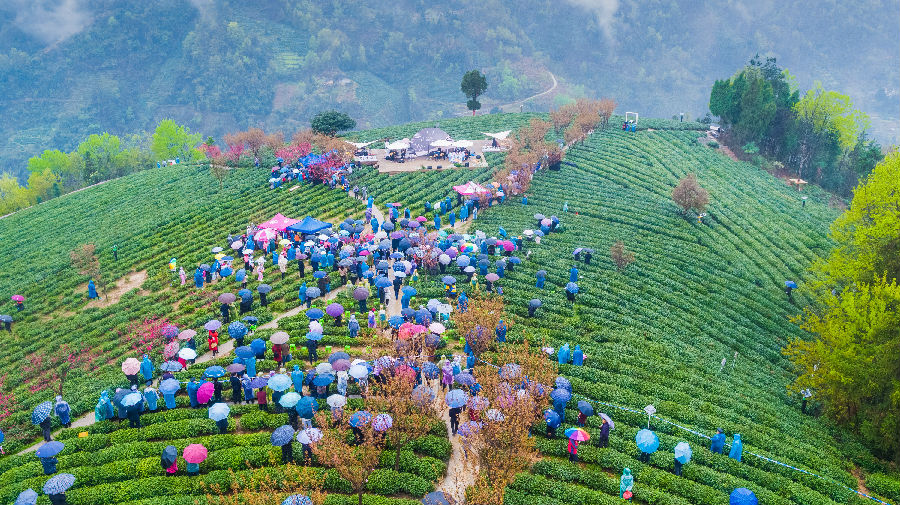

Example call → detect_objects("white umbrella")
316 362 334 375
349 364 369 379
327 394 347 408
297 427 323 445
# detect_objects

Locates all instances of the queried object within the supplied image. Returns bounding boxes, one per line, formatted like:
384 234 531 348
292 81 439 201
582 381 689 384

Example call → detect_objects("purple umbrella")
332 359 351 371
204 320 222 331
326 303 344 317
353 287 370 300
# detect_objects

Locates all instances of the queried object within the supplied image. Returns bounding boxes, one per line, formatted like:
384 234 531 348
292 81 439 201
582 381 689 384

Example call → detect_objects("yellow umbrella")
214 253 225 260
279 239 291 246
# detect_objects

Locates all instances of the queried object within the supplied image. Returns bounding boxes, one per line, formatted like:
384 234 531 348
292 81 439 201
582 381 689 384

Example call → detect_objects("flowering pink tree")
275 142 312 164
199 143 222 160
119 317 171 361
23 344 99 396
0 374 18 424
225 144 245 163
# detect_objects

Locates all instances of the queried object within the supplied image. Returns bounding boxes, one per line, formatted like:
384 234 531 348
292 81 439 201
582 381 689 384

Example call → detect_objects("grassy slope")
471 125 881 504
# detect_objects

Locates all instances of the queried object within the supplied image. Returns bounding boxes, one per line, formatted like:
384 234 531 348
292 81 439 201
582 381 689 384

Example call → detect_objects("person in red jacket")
568 438 580 462
273 342 283 363
256 389 268 411
207 330 219 356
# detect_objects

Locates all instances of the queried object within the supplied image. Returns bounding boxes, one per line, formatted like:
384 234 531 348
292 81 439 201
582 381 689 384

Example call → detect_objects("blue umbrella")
235 269 246 282
296 396 318 418
159 360 183 372
577 400 594 416
238 288 252 298
349 411 372 427
422 362 440 379
242 316 259 325
554 377 572 391
208 403 230 421
282 495 313 505
446 389 469 408
328 351 350 364
401 307 415 318
388 316 404 328
248 377 268 389
228 322 248 338
35 441 64 458
271 425 295 446
785 281 798 289
566 282 579 294
550 388 571 402
674 441 692 464
258 284 272 294
306 308 324 320
635 429 660 453
312 374 335 386
43 473 75 495
528 299 542 309
544 409 560 425
422 491 452 505
31 401 53 424
375 276 392 288
204 366 226 378
306 331 324 341
250 338 267 355
235 346 254 359
122 392 144 407
402 286 417 297
441 275 457 285
268 374 292 391
729 488 758 505
454 373 475 387
159 378 181 395
14 489 37 505
313 270 328 279
456 256 470 268
390 252 403 260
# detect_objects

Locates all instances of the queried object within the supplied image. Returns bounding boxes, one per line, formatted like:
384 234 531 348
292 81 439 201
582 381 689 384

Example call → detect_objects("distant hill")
0 0 896 179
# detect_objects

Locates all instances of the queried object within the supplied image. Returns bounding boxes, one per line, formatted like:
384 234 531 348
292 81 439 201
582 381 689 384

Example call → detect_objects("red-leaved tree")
119 316 171 361
23 344 100 396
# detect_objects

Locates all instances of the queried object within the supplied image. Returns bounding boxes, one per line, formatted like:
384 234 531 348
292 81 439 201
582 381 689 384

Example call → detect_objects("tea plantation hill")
1 114 898 504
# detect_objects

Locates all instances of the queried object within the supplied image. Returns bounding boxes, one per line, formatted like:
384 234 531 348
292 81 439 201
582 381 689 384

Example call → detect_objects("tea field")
472 124 900 504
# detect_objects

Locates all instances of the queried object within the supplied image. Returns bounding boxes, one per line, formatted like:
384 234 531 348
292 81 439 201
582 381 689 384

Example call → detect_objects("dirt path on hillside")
85 270 148 309
499 71 558 113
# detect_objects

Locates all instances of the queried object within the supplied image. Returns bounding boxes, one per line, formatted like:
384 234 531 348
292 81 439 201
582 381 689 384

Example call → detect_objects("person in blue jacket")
299 282 307 306
729 433 743 462
194 267 204 288
572 345 584 366
246 356 257 377
710 428 726 454
186 378 200 408
95 391 114 421
291 365 305 393
144 387 159 411
88 279 98 299
54 396 71 428
495 320 507 342
140 354 155 385
434 215 441 230
40 455 58 475
536 270 546 289
348 315 360 338
557 344 570 365
162 386 177 410
448 211 456 227
569 266 579 283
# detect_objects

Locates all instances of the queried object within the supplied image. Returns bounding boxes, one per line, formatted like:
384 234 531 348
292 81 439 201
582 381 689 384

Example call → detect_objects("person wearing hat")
710 428 726 454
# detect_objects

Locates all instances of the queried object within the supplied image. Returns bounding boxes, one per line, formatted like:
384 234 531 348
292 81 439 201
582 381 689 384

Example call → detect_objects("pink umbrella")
398 323 426 340
163 341 180 359
254 228 278 243
416 216 427 222
11 295 24 302
500 241 515 252
358 250 370 256
121 358 141 375
183 444 208 463
197 382 215 404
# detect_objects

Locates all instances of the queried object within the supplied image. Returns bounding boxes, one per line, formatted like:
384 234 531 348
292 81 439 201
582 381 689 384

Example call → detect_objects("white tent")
482 130 512 140
452 140 473 148
346 140 375 149
430 139 454 147
385 139 411 150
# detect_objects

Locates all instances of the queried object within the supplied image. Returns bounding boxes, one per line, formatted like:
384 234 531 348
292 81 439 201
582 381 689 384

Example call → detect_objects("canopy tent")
345 140 375 149
409 128 451 154
482 130 512 140
385 139 411 150
452 140 473 148
259 213 300 232
453 181 491 196
430 139 454 148
287 217 333 235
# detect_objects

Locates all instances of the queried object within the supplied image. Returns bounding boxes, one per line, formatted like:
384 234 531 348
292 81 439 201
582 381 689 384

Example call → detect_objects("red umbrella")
183 444 208 463
197 382 215 404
